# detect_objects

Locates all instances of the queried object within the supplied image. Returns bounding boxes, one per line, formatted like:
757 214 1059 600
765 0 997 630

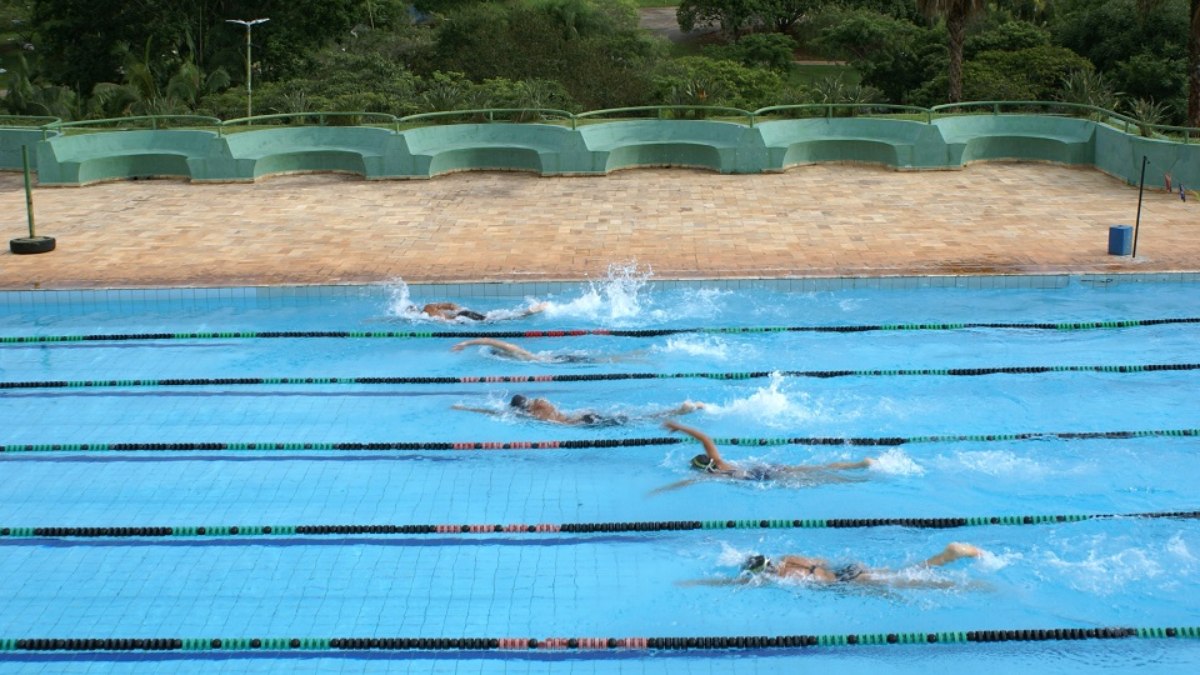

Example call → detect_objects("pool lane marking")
3 362 1200 391
1 509 1197 540
2 428 1198 453
2 317 1199 344
2 626 1198 653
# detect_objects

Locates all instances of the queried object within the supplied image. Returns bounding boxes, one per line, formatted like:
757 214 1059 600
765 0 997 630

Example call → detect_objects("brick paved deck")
0 163 1195 289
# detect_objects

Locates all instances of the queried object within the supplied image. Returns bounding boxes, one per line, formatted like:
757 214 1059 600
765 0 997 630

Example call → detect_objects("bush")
653 56 785 111
704 33 797 73
913 45 1093 106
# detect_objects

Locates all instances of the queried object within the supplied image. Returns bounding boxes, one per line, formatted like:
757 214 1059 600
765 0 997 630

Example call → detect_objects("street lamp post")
225 18 269 119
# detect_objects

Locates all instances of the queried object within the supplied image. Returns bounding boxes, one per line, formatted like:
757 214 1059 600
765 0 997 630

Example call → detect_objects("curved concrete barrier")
934 115 1096 166
398 124 593 177
9 114 1197 188
757 119 946 170
34 130 219 185
211 127 403 180
0 129 57 171
578 120 756 173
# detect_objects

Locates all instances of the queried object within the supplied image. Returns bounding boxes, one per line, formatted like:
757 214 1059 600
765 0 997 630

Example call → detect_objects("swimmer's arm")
451 404 502 416
655 401 705 417
870 577 961 590
450 338 539 361
662 420 732 471
519 302 548 317
646 477 703 495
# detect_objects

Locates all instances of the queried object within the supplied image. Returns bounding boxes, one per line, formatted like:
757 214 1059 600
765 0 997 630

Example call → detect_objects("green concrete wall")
0 129 55 171
1093 125 1200 189
7 116 1199 188
34 130 221 185
757 119 945 170
933 115 1096 166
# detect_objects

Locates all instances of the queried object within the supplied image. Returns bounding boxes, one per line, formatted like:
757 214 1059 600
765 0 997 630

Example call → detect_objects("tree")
676 0 760 39
756 0 825 34
815 6 938 103
29 0 362 94
916 0 989 102
1139 0 1200 126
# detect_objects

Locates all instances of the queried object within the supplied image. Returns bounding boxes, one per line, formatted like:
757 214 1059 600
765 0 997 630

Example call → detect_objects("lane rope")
2 362 1198 391
1 509 1196 540
2 317 1198 344
1 626 1198 653
3 427 1198 454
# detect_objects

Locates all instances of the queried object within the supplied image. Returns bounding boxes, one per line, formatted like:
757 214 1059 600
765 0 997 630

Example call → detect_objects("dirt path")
639 7 710 43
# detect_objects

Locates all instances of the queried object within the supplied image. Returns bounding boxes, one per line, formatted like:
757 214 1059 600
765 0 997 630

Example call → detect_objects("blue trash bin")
1108 225 1132 256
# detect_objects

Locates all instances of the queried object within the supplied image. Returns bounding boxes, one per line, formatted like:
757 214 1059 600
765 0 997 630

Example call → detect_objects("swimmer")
649 420 874 493
453 395 704 427
417 301 547 322
451 338 640 364
682 543 983 589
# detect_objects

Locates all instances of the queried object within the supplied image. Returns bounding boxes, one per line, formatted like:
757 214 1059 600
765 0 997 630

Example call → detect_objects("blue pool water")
1 272 1199 674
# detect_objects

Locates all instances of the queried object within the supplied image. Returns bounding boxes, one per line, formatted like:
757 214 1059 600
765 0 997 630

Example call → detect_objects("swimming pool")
1 271 1198 674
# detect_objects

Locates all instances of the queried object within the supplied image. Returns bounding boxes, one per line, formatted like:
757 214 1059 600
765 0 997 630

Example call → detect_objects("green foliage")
1059 69 1124 113
1113 51 1187 104
675 0 828 37
676 0 760 37
755 0 826 34
1052 0 1188 73
1129 96 1169 135
426 0 660 108
964 19 1050 59
0 53 81 118
807 75 885 113
813 6 939 103
912 45 1092 105
30 0 368 94
653 55 784 109
703 32 797 72
1050 0 1189 123
476 77 573 114
969 45 1093 100
836 0 918 20
247 30 423 117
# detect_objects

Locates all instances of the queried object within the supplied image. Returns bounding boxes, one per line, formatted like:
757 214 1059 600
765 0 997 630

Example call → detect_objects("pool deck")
0 163 1197 290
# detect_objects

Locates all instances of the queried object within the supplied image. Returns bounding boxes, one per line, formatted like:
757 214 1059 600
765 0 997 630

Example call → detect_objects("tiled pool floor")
1 163 1197 289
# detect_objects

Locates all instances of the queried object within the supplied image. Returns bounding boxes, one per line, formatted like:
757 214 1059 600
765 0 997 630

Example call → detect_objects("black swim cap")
742 554 770 573
510 395 529 409
691 454 716 472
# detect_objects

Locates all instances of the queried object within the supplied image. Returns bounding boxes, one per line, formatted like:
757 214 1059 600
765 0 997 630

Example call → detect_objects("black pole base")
10 236 56 254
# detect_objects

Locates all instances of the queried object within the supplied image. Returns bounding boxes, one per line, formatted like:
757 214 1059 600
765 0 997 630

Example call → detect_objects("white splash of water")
1166 532 1196 561
384 278 419 317
704 373 835 429
1040 541 1164 595
717 541 761 568
942 450 1051 478
869 448 925 476
381 277 542 323
539 261 653 324
656 335 731 360
975 548 1019 572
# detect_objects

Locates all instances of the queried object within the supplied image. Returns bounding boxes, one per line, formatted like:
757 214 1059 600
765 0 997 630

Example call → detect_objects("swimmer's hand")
450 341 470 352
524 302 548 316
662 419 686 432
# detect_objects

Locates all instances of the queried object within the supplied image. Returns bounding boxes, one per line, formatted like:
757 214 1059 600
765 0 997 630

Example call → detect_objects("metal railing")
5 102 1197 143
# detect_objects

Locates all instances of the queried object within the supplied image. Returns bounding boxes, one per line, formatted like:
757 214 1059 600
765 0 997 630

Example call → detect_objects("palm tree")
917 0 988 103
